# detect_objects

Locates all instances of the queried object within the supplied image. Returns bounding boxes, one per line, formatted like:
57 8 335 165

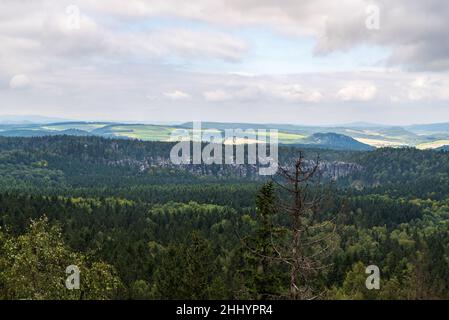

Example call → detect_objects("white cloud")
142 29 248 62
80 0 449 71
9 74 31 90
0 1 249 80
406 76 449 101
3 0 449 74
203 90 233 102
203 83 324 104
1 0 449 124
164 90 191 100
2 67 449 124
270 84 323 103
337 83 378 101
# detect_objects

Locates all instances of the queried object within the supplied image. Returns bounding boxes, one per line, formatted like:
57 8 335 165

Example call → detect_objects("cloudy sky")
1 0 449 125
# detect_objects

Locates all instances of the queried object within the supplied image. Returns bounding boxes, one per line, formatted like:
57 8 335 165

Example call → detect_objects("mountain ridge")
1 119 449 150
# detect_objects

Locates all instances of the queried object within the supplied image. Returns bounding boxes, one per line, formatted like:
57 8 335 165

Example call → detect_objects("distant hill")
406 123 449 134
0 129 92 137
302 132 375 151
337 122 387 128
0 115 72 124
3 119 449 150
436 145 449 151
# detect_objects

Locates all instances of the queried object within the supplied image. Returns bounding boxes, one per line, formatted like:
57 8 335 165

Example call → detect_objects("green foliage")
0 136 448 300
0 216 122 300
152 232 225 299
239 182 286 299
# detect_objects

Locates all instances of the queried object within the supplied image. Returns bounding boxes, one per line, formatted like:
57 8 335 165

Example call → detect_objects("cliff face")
107 156 362 181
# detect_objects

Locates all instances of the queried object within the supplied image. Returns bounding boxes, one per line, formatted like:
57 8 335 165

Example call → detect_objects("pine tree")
247 182 284 299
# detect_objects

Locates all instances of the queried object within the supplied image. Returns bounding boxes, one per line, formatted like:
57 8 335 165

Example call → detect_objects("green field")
416 140 449 150
2 121 449 149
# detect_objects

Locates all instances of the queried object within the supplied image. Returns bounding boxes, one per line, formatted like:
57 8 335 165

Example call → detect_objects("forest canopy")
0 136 448 299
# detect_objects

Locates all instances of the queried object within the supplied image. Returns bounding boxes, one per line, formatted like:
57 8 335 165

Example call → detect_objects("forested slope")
0 136 448 299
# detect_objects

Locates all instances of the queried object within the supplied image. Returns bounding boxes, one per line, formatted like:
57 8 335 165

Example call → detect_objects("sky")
1 0 449 125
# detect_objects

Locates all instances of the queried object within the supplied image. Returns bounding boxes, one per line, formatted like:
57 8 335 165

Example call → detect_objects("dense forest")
0 136 448 299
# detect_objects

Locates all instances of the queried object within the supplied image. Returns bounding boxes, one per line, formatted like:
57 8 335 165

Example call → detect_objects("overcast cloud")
1 0 449 124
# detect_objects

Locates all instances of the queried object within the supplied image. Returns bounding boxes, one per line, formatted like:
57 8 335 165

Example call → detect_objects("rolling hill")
1 118 449 150
301 132 374 151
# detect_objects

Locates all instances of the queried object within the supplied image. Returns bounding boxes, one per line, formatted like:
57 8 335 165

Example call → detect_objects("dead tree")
272 152 337 300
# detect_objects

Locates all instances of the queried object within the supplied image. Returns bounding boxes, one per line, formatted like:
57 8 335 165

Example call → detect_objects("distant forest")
0 136 448 299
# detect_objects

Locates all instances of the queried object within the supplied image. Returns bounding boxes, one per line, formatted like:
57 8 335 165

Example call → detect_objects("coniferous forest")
0 135 448 300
